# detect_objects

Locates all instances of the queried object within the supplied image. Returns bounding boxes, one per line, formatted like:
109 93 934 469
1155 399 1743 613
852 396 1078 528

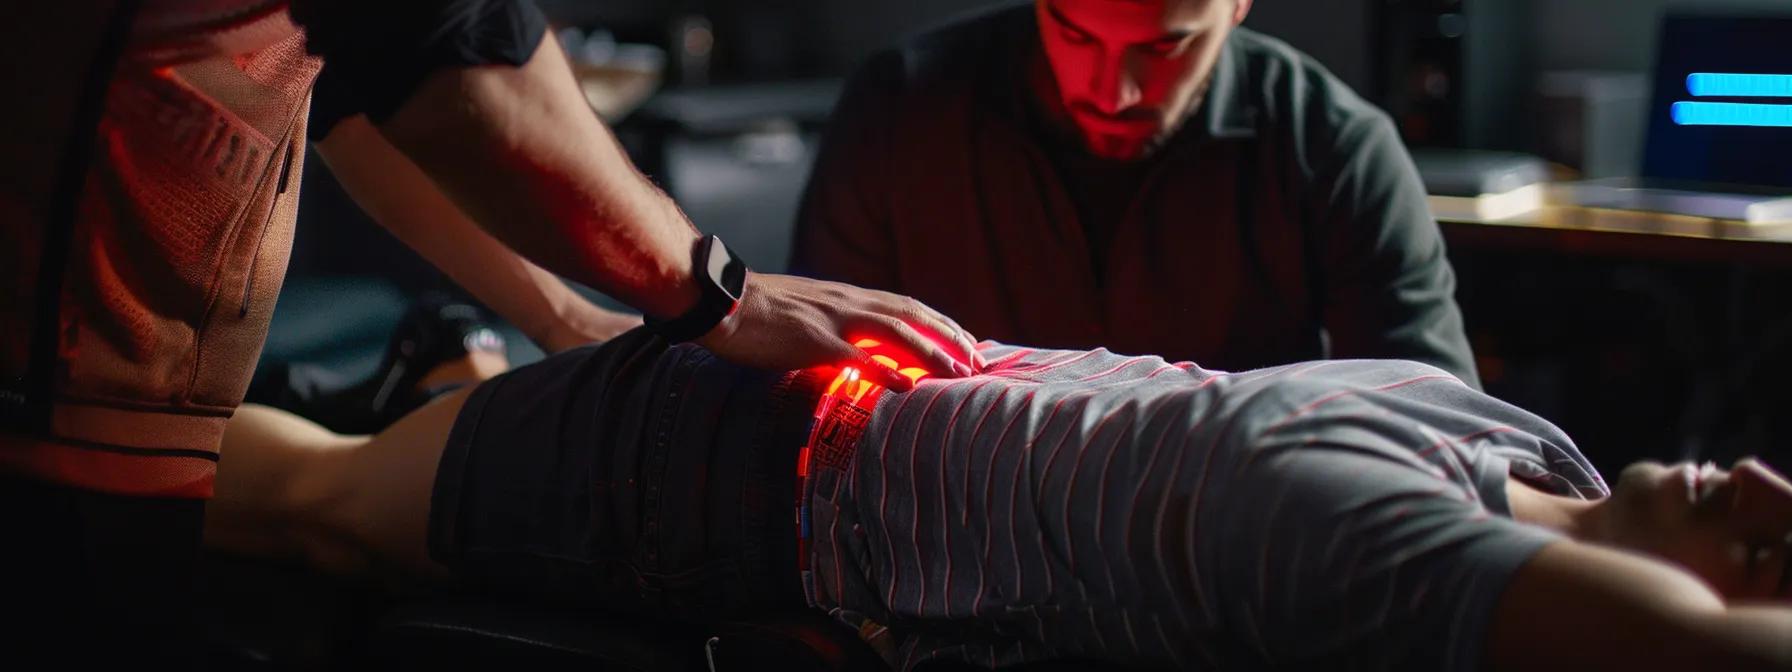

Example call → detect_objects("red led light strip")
795 339 931 573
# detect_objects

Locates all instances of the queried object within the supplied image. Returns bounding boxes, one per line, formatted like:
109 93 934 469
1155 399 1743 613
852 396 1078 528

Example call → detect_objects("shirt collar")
1191 32 1260 141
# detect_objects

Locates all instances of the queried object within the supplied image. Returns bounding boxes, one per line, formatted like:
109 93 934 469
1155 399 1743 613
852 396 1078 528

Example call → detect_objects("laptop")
1553 11 1792 223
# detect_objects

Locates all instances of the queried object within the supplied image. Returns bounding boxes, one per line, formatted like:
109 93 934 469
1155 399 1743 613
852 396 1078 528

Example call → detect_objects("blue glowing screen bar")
1686 73 1792 98
1672 102 1792 127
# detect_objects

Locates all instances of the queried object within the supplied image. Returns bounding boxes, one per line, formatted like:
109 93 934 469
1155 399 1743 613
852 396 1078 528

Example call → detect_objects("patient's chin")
1601 465 1680 548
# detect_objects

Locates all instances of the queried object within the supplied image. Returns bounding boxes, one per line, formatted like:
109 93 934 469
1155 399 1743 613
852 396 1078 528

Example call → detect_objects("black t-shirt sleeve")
1316 115 1483 389
292 0 548 141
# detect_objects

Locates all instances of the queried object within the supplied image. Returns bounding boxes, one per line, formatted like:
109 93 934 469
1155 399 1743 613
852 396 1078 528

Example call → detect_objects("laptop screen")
1643 13 1792 188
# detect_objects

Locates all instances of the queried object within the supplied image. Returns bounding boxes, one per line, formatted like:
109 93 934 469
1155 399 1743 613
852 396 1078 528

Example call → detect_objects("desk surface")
1439 205 1792 267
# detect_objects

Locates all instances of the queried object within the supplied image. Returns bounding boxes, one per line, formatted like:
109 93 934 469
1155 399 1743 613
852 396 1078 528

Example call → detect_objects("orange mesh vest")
0 1 323 498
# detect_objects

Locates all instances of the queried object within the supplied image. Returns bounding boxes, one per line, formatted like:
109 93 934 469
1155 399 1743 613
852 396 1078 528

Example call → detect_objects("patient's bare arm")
1489 541 1791 671
1492 464 1792 670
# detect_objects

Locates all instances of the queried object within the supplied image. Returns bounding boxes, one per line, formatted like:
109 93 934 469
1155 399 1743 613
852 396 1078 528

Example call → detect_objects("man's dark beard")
1026 52 1215 162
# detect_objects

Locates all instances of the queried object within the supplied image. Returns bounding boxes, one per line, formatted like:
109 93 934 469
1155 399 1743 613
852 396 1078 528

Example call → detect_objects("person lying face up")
207 320 1792 671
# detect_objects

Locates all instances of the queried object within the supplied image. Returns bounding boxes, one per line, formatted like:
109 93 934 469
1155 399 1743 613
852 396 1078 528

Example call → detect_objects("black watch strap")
645 235 747 343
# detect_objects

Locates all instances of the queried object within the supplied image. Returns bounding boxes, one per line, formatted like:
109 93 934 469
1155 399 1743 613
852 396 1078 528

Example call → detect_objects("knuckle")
799 324 835 348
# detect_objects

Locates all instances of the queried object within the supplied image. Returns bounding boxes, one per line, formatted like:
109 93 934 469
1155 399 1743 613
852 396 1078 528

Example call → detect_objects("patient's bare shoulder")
1488 540 1792 671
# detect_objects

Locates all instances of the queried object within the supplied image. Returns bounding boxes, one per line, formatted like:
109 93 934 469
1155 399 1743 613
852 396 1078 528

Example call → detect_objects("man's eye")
1060 26 1094 45
1145 39 1185 56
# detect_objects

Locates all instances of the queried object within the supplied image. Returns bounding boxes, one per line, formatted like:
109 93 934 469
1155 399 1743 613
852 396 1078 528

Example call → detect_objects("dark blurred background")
279 0 1792 479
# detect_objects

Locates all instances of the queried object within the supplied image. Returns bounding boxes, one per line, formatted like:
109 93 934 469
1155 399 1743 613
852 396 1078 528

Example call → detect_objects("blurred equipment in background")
1372 0 1527 150
558 26 665 121
622 80 840 274
1535 71 1649 179
1549 180 1792 225
1441 8 1792 478
1374 0 1466 146
1550 11 1792 222
1239 0 1370 90
670 14 714 86
1641 12 1792 188
1412 149 1548 221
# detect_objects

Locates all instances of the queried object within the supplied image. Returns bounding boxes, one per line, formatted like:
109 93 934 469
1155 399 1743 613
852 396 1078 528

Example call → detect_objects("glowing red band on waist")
795 339 932 572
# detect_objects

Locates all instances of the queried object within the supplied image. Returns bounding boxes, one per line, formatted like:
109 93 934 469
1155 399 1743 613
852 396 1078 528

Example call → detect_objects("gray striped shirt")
805 345 1607 670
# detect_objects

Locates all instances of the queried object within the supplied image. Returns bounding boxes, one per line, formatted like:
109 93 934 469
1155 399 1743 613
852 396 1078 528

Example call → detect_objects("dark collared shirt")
792 5 1480 387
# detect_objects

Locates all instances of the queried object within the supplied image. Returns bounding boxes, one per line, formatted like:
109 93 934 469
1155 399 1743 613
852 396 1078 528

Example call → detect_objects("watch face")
707 236 747 301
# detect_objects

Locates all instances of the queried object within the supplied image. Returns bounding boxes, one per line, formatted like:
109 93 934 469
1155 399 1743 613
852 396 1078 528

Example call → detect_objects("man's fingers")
890 297 982 372
864 316 971 380
937 312 987 370
914 302 983 369
721 276 977 385
849 345 915 393
906 311 978 370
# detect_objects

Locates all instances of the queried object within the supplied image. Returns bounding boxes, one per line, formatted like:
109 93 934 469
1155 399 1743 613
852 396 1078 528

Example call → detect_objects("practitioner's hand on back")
696 273 983 392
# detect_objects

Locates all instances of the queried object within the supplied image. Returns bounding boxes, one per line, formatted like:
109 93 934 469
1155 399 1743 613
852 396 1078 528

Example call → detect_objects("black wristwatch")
645 234 748 343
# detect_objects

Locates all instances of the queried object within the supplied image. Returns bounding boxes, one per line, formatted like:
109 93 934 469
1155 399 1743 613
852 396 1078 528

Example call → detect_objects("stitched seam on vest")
49 394 235 417
184 104 303 401
241 137 298 317
26 436 219 461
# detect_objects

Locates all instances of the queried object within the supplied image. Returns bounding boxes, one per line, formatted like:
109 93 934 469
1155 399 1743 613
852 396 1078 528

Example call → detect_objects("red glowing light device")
793 339 933 573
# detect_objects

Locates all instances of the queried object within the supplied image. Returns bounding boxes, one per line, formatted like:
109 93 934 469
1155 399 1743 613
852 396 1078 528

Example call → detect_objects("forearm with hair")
316 116 635 351
374 31 703 321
